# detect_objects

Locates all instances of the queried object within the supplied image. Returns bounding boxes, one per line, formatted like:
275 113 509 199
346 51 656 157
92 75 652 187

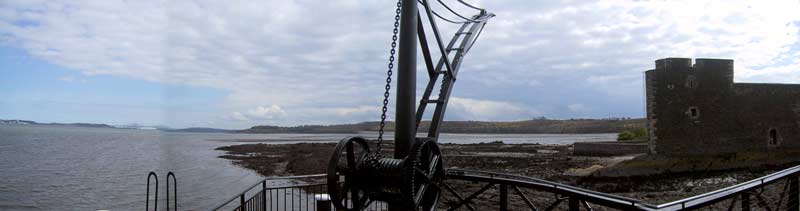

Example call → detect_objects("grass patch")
617 127 648 141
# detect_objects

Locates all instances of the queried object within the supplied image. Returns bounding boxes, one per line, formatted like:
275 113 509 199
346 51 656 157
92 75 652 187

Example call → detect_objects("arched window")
768 128 779 146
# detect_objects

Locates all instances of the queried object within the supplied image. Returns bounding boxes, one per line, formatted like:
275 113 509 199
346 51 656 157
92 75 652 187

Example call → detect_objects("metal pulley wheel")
327 137 370 211
327 137 445 210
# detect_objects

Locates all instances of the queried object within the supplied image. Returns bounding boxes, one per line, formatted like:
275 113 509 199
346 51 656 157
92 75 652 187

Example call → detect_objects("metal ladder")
414 6 494 141
145 171 177 211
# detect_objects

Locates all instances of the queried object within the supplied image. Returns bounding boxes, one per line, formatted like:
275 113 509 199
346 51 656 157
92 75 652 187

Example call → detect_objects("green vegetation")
617 127 648 141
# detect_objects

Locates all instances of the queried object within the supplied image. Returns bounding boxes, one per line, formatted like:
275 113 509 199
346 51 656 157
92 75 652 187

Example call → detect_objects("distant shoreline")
2 118 646 135
235 118 646 134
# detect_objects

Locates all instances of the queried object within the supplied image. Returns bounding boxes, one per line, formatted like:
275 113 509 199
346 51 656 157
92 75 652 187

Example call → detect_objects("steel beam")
394 0 418 159
499 184 508 211
392 0 418 210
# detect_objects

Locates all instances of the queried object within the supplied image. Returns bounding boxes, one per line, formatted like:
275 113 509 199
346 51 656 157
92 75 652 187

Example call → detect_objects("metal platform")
211 165 800 211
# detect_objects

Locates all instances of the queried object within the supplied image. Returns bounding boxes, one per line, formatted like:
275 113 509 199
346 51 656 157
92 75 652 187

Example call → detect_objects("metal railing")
442 167 800 211
442 169 646 210
213 165 800 211
210 174 389 211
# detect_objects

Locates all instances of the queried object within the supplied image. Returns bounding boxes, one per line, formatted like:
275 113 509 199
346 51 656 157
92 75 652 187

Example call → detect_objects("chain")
369 0 403 165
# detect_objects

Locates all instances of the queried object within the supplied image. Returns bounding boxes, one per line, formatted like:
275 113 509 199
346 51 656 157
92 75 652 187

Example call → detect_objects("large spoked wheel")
405 140 445 210
327 137 371 211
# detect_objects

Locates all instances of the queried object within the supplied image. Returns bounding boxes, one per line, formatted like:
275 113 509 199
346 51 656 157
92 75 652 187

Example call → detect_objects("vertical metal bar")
499 184 508 211
741 193 750 211
284 189 287 211
262 181 267 211
790 176 799 211
166 174 170 211
569 197 579 211
394 0 418 159
292 188 295 211
240 193 246 211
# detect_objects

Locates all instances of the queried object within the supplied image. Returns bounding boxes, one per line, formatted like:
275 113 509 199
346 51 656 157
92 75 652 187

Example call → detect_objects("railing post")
315 194 331 211
741 193 750 211
240 193 246 211
261 181 267 211
790 176 799 211
499 184 508 211
569 197 579 211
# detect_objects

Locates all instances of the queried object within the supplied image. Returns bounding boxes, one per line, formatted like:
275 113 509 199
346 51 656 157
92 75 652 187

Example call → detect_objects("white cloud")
229 111 248 121
447 97 539 121
246 105 286 120
568 104 590 113
333 106 375 117
1 0 799 126
59 76 74 82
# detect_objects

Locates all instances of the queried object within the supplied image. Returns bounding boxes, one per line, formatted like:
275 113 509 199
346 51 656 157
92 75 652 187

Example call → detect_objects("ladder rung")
447 48 464 51
434 71 447 74
456 32 472 35
425 99 445 104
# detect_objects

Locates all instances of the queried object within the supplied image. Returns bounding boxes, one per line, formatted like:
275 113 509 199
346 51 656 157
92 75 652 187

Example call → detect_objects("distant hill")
47 122 116 128
2 118 647 134
237 118 646 134
167 127 233 133
0 119 115 128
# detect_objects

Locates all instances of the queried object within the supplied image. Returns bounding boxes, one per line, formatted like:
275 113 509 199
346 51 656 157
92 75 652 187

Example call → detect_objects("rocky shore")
216 141 792 205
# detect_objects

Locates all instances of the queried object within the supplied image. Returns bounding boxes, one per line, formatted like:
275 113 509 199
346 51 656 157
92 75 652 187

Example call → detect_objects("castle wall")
646 58 800 155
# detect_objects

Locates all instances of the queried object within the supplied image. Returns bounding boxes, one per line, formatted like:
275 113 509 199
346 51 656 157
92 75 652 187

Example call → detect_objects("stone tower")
645 58 800 155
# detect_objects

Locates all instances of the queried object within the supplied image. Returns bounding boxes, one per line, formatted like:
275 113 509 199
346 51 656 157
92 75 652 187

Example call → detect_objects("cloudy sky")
1 0 799 129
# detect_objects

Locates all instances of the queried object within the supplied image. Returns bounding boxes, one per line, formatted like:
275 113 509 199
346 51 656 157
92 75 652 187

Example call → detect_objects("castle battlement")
645 58 800 155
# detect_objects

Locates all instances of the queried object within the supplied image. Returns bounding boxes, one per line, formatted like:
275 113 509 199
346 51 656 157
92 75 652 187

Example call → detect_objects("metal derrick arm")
414 2 495 142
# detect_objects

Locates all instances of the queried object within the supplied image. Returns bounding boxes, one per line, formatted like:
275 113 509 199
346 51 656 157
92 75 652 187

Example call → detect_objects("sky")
1 0 799 129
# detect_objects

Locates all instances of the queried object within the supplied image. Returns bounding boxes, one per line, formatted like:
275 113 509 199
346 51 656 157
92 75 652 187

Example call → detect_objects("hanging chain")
369 0 403 165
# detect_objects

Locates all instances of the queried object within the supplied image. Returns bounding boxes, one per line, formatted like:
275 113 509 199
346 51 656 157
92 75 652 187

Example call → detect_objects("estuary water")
0 124 615 210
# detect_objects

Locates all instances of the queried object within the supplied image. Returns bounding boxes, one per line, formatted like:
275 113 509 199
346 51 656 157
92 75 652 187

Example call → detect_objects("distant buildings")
0 120 33 125
645 58 800 155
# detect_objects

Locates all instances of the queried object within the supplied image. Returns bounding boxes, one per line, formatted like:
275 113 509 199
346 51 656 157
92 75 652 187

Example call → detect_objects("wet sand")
215 141 788 206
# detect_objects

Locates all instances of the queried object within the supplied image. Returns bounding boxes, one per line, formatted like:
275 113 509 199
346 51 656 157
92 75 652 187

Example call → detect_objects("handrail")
146 172 158 211
209 174 326 211
166 172 177 211
648 165 800 210
449 169 642 203
446 169 649 210
448 165 800 210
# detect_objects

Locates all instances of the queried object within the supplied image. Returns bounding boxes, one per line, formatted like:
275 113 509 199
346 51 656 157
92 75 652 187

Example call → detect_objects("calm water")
0 124 615 210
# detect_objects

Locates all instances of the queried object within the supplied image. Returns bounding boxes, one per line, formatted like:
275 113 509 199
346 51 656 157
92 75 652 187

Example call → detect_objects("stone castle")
645 58 800 155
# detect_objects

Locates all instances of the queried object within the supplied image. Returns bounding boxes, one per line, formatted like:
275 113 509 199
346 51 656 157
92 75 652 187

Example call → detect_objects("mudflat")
216 141 788 205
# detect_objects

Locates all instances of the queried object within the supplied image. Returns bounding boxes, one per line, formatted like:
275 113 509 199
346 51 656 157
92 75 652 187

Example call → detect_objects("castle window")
686 76 697 88
768 128 780 146
688 107 699 119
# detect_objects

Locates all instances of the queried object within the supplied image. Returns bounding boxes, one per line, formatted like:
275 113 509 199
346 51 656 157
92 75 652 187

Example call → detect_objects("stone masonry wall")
646 58 800 155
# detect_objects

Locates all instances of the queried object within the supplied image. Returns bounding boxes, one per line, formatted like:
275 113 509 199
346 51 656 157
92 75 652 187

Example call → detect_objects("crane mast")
326 1 494 210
